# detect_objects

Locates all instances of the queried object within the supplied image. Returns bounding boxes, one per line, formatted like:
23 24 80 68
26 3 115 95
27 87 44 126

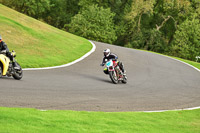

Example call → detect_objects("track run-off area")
0 41 200 112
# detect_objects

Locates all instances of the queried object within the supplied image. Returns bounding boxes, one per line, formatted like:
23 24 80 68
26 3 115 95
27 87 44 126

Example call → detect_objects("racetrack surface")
0 41 200 112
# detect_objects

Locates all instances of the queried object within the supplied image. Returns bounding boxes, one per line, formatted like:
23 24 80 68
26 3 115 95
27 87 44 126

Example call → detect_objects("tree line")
1 0 200 61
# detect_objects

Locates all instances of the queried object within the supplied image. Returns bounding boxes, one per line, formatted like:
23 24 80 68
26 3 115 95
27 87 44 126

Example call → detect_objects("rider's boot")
104 68 109 75
119 62 126 75
123 70 126 75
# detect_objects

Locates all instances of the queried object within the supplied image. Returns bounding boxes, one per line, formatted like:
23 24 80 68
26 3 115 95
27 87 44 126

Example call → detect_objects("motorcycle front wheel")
12 62 23 80
0 65 2 78
109 70 118 84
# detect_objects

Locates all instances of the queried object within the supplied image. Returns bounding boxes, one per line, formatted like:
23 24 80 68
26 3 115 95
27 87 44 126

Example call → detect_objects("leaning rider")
100 48 125 75
0 35 19 69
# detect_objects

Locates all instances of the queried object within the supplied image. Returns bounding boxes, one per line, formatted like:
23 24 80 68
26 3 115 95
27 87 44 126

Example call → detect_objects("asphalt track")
0 41 200 112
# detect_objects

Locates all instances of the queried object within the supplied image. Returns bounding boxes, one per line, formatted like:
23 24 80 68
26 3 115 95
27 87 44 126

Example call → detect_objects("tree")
45 0 80 29
153 0 192 44
78 0 133 46
68 4 117 44
0 0 50 19
171 17 200 61
124 0 160 50
127 0 155 32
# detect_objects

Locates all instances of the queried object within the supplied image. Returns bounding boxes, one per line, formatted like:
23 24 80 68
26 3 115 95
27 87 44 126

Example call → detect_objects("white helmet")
103 49 110 57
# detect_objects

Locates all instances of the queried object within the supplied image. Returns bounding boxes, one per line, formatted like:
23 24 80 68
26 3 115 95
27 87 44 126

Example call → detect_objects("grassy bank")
0 4 92 68
0 107 199 133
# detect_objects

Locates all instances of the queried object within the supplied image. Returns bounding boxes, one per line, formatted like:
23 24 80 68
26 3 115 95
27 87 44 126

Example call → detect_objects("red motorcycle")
105 60 127 84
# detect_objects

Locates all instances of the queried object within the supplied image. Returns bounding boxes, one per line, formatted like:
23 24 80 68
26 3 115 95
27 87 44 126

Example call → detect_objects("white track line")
143 106 200 113
23 40 96 70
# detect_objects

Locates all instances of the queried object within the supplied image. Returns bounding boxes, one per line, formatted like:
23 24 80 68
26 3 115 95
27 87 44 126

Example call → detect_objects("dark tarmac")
0 41 200 112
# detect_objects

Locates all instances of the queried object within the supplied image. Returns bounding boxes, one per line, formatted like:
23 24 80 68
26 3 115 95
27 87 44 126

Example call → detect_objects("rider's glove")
7 52 12 57
100 64 104 66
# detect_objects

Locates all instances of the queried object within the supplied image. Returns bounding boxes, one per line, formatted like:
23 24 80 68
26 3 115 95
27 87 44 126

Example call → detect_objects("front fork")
6 62 14 76
108 66 122 79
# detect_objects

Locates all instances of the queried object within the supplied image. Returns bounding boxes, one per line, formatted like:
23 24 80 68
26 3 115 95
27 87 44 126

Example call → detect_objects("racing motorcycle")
104 59 127 84
0 50 23 80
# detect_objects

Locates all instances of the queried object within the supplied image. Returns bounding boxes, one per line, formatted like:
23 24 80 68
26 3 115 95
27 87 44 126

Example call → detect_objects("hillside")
0 4 92 68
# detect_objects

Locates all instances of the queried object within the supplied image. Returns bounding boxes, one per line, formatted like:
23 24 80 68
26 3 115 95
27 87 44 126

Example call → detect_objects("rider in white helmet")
103 49 111 57
101 48 125 75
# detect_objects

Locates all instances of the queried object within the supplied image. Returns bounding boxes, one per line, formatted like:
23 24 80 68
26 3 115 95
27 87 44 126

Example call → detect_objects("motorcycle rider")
100 49 125 75
0 35 19 69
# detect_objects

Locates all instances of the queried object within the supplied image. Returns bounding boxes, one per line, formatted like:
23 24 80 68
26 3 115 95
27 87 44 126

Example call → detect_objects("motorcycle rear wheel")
109 71 118 84
122 75 127 84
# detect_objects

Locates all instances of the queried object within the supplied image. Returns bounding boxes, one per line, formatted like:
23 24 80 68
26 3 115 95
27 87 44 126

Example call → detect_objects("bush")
68 4 117 44
171 18 200 61
127 29 167 53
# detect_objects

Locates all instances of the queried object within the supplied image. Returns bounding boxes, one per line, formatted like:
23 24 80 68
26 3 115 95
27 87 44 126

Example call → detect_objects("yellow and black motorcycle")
0 50 23 80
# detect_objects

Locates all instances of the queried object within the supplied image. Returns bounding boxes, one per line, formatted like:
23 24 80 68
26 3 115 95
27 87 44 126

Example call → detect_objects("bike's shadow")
78 73 112 84
0 76 19 81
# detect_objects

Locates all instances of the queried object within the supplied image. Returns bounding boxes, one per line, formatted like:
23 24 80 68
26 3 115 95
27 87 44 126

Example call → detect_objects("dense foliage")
68 4 117 44
0 0 200 61
172 17 200 60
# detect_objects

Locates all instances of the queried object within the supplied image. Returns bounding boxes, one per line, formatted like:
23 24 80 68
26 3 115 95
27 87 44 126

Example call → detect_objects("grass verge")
0 4 92 68
0 107 200 133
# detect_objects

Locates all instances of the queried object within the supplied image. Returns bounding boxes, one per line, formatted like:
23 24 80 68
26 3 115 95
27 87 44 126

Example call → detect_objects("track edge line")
23 40 96 71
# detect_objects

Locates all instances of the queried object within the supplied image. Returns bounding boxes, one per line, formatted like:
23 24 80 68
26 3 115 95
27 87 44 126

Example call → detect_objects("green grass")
0 107 200 133
0 4 92 68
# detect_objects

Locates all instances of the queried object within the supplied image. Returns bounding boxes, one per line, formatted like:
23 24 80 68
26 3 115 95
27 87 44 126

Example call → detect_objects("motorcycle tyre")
109 71 118 84
122 75 127 84
0 65 2 78
12 62 23 80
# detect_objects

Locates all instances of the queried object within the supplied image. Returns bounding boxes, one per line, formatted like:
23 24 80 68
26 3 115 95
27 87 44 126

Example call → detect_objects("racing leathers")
0 41 19 69
101 53 125 74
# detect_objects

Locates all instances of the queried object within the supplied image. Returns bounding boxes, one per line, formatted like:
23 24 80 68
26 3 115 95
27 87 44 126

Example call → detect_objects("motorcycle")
104 59 127 84
0 50 23 80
